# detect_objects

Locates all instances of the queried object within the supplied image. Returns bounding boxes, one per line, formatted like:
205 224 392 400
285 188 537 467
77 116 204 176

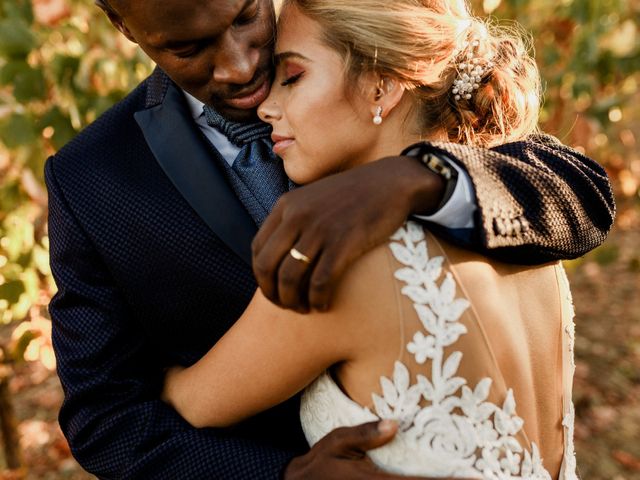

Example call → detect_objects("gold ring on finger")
289 247 312 264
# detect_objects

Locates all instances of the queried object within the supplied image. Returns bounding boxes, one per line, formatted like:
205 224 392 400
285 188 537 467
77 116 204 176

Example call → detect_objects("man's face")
110 0 275 122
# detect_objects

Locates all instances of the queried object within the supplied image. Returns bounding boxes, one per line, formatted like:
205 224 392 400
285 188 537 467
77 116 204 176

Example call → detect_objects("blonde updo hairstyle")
279 0 542 148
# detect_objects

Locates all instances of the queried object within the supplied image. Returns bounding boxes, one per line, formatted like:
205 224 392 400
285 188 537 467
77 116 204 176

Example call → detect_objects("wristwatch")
418 152 459 212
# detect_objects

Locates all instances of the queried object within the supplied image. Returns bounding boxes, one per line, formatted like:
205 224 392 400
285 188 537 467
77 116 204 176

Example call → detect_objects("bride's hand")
252 155 445 313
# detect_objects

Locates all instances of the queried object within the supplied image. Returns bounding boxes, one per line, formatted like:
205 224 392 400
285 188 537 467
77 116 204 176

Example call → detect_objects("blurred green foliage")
0 0 638 476
478 0 640 170
0 0 153 363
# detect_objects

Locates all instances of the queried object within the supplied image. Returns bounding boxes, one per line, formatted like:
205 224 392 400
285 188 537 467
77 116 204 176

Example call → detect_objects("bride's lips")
271 134 295 155
225 79 270 109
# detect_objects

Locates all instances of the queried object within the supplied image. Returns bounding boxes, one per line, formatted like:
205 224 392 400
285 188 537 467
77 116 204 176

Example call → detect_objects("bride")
162 0 577 478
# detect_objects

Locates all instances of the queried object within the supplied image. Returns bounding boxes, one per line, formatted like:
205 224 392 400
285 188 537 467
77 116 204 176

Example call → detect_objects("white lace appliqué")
300 222 575 479
370 222 551 479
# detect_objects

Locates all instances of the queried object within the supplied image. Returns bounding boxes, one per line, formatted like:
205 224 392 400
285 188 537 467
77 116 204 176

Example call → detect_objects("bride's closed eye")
281 72 304 87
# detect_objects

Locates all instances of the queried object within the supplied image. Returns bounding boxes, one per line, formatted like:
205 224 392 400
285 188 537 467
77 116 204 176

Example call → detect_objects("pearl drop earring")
373 106 383 125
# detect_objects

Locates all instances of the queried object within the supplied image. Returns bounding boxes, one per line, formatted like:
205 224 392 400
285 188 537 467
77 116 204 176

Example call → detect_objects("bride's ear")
368 75 405 122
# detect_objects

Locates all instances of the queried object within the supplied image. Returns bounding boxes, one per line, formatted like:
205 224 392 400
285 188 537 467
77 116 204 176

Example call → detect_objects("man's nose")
212 34 258 85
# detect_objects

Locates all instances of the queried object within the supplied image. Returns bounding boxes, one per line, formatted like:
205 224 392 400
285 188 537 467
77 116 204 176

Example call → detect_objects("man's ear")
96 1 137 44
369 75 405 121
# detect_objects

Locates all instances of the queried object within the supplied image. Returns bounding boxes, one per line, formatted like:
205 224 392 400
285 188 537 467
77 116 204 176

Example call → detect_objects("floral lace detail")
370 222 552 479
300 222 575 479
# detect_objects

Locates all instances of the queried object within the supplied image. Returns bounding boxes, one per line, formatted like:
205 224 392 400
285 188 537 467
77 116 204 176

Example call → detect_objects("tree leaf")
39 107 77 150
51 54 80 86
13 65 47 103
0 113 37 149
0 19 36 58
0 280 25 304
0 60 30 85
3 0 34 25
10 328 39 359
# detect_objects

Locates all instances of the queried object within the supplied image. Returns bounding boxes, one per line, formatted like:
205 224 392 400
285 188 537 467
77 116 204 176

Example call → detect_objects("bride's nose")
258 96 281 124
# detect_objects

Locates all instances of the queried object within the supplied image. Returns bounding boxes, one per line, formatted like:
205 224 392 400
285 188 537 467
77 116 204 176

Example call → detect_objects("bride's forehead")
274 9 350 71
276 5 320 40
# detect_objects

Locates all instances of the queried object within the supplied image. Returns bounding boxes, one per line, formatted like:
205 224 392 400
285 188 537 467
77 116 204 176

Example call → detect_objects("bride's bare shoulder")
334 221 438 308
332 235 401 310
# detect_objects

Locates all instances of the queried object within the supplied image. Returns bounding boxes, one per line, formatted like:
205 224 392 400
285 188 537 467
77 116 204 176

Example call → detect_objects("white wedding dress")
300 222 578 479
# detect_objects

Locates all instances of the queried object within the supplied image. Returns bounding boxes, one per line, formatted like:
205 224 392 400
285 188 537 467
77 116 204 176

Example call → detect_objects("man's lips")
271 134 295 155
224 79 270 110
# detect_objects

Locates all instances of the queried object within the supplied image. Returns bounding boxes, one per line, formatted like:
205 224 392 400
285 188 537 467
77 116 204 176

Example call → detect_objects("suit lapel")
134 71 256 266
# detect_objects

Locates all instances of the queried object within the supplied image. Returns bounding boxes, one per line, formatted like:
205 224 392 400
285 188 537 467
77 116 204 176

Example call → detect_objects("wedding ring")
289 248 312 264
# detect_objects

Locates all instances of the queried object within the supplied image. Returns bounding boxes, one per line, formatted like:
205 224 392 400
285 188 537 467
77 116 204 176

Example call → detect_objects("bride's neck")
359 126 425 167
359 104 440 166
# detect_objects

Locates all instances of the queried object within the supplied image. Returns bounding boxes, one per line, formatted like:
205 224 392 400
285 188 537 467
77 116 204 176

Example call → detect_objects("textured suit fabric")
46 68 614 480
47 71 306 480
418 139 615 262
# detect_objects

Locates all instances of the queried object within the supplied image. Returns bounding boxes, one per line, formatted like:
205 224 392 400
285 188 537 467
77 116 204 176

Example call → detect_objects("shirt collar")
182 90 206 120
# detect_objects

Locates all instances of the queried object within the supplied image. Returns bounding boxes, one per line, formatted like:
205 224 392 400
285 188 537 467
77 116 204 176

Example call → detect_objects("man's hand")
252 155 445 312
284 420 472 480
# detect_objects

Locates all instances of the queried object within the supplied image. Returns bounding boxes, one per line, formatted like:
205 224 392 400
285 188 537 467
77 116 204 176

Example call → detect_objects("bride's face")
257 6 378 185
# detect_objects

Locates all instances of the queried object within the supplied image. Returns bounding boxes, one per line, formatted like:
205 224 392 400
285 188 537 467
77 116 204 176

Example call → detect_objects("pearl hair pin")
451 39 494 101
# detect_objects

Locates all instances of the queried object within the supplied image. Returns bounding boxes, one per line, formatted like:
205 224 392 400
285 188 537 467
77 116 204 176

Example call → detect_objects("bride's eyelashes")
281 72 304 86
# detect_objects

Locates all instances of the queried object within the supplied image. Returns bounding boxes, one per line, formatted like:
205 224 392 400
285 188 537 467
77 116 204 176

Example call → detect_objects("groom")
46 0 614 478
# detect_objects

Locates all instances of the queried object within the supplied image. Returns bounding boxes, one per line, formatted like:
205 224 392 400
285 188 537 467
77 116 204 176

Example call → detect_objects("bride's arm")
162 245 393 428
162 290 344 427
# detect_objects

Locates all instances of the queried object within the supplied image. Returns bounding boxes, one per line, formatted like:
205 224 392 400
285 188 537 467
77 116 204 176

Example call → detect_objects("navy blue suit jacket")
46 68 614 479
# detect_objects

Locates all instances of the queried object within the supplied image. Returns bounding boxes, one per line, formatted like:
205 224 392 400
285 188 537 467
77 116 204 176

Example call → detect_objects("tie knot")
203 105 272 147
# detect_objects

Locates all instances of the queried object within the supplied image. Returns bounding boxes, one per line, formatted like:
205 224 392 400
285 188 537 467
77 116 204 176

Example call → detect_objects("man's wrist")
396 155 446 216
400 143 459 216
419 152 459 212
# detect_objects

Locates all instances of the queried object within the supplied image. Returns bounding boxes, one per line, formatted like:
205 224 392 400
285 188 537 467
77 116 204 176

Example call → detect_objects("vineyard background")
0 0 638 478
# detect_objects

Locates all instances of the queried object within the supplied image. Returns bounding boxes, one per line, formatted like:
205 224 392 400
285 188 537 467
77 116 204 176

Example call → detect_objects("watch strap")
419 152 459 212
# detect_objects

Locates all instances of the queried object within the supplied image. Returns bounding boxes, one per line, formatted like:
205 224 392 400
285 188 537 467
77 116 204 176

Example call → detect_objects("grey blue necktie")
203 106 289 226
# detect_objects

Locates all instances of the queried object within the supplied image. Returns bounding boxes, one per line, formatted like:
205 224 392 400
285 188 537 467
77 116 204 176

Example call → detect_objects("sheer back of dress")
300 222 577 479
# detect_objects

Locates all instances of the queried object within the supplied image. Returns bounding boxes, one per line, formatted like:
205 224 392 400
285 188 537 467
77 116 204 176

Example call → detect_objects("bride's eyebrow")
273 52 312 65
